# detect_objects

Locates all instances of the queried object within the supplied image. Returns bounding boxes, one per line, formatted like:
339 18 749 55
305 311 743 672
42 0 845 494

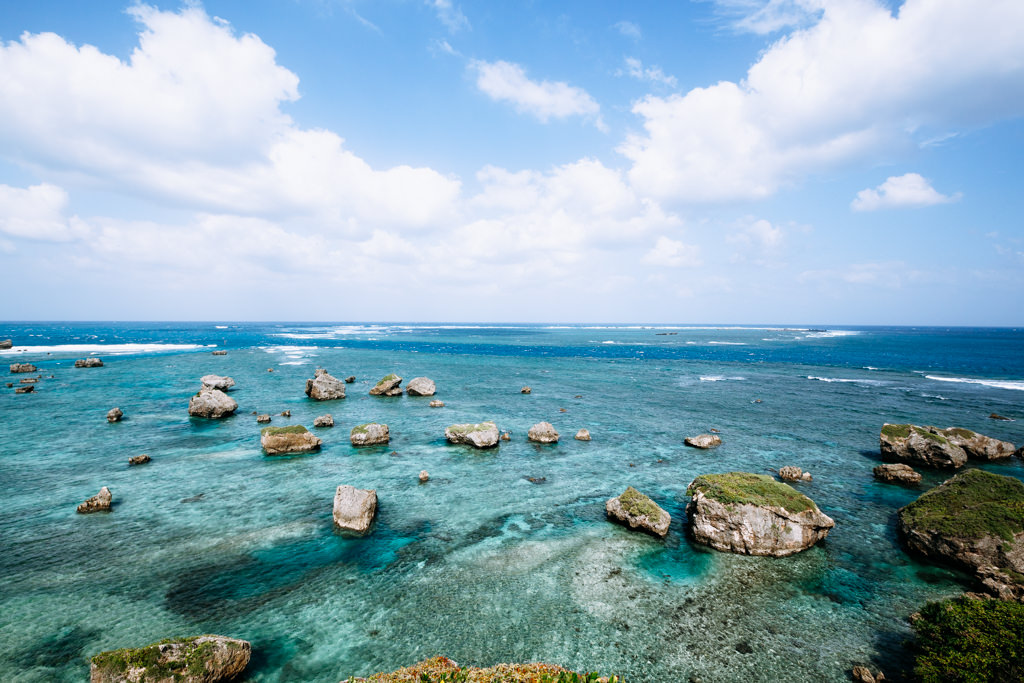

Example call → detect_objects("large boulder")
898 469 1024 601
188 387 238 419
575 429 591 441
350 423 390 446
333 485 377 533
528 422 559 443
880 424 967 468
75 357 104 368
260 425 322 455
304 369 346 400
370 373 403 396
77 487 112 514
873 463 922 485
445 421 499 449
406 377 436 396
10 363 36 373
686 472 835 556
606 486 671 537
90 635 250 683
0 339 11 349
106 407 123 423
940 428 1015 461
685 434 722 449
200 374 235 391
313 414 334 428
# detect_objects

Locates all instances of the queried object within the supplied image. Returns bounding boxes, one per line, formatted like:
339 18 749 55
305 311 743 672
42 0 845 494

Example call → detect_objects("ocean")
1 322 1022 682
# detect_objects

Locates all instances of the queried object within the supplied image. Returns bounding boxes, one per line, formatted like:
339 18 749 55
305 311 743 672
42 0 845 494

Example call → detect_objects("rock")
10 363 37 373
575 429 591 441
419 470 429 483
313 414 334 428
778 466 802 481
19 377 38 383
211 349 228 355
559 408 567 413
801 472 813 481
940 427 1015 461
445 421 500 449
333 485 377 533
989 413 1012 421
0 339 11 349
521 386 531 394
5 382 12 387
305 368 346 400
686 472 835 556
339 656 580 683
500 431 511 441
345 376 355 383
370 373 403 396
106 407 123 423
351 423 390 446
188 387 238 419
200 374 235 391
880 424 967 468
406 377 436 396
267 368 273 372
526 476 547 484
256 414 271 424
685 434 722 449
77 487 112 513
260 425 322 455
851 666 885 683
280 409 290 417
14 385 34 394
898 469 1024 601
606 486 671 537
429 399 445 408
873 463 922 485
74 357 104 368
90 635 251 683
128 454 151 466
528 422 559 443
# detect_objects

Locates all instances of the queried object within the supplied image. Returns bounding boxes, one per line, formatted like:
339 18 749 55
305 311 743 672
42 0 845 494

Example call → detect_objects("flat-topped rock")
313 414 334 428
686 472 835 556
880 424 967 468
575 429 591 441
528 422 559 443
305 368 346 400
90 635 251 683
874 463 922 485
260 425 322 455
350 423 390 446
10 363 36 373
445 421 499 448
406 377 436 396
606 486 671 537
77 487 112 513
128 454 151 466
333 485 377 533
200 374 235 391
15 385 34 394
211 349 228 355
685 434 722 449
370 373 403 396
256 414 271 424
106 407 123 423
74 357 103 368
188 387 238 419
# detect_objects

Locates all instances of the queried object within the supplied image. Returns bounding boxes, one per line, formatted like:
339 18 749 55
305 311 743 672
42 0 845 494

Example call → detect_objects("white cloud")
429 0 470 33
621 57 677 87
851 172 961 211
622 0 1024 203
0 183 85 241
642 236 702 267
614 21 642 40
471 60 605 130
712 0 823 34
728 217 783 248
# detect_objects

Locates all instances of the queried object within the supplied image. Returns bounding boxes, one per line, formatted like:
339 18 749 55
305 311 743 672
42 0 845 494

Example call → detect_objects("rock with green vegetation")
187 387 238 419
685 434 722 449
369 373 403 396
77 486 112 514
911 595 1024 683
350 422 389 446
445 421 500 448
405 376 436 396
200 374 234 391
873 463 922 485
341 655 616 683
89 634 250 683
686 472 835 556
260 425 321 455
880 424 967 469
898 468 1024 601
940 427 1015 461
606 486 671 537
527 421 559 443
304 368 346 400
333 484 377 533
9 363 37 373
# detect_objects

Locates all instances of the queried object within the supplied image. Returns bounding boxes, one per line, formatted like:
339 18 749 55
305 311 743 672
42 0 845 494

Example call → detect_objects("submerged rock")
77 487 112 514
370 373 403 396
10 363 37 373
200 374 235 391
260 425 322 455
898 468 1024 601
429 399 445 408
74 357 103 368
528 422 559 443
313 414 334 428
685 434 722 449
873 463 922 485
880 424 967 468
406 377 436 396
305 369 346 401
89 634 251 683
188 387 238 419
128 454 151 466
989 413 1012 421
106 407 123 423
445 421 499 448
350 423 390 447
575 429 591 441
606 486 671 537
686 472 835 556
333 485 377 533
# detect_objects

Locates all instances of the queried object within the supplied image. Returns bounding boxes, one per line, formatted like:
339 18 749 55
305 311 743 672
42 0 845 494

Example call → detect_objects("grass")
687 472 814 514
618 487 665 522
375 374 400 386
447 421 495 435
342 656 616 683
943 427 977 439
899 468 1024 542
882 423 911 439
351 423 372 435
261 425 309 436
90 636 245 681
914 426 949 444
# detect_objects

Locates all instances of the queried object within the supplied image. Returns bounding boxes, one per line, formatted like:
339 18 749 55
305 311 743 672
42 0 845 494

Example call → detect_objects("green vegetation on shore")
91 636 240 680
899 469 1024 542
261 425 309 436
687 472 814 514
912 597 1024 683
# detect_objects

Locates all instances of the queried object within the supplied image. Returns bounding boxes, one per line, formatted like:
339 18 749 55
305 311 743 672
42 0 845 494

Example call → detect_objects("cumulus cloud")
622 0 1024 203
851 172 961 211
643 236 702 267
0 183 85 241
471 60 605 130
621 57 677 87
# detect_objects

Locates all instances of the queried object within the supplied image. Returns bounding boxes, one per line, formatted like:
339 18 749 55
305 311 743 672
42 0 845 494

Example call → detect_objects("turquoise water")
1 323 1022 682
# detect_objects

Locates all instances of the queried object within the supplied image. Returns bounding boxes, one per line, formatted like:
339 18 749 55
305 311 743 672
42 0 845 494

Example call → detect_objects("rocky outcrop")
406 377 436 396
686 472 835 556
77 487 112 513
873 463 922 485
520 386 531 394
10 363 36 373
260 425 322 455
685 434 722 449
940 428 1015 461
341 656 585 683
188 387 238 419
880 424 967 468
898 469 1024 601
128 454 151 466
429 399 444 408
350 423 390 446
333 485 377 533
200 374 235 391
445 421 499 448
90 635 251 683
778 466 802 481
851 666 886 683
575 429 591 441
606 486 671 537
313 414 334 428
75 358 104 368
370 373 403 396
107 407 123 423
528 422 559 443
305 369 346 400
0 339 11 349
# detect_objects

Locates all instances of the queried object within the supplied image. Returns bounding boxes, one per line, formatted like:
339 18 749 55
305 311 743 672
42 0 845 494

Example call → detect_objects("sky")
0 0 1022 325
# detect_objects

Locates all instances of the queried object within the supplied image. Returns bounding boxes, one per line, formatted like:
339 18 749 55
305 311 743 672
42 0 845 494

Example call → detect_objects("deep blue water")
1 323 1022 682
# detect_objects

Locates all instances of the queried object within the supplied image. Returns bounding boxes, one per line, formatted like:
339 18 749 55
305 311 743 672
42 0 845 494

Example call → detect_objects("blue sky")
0 0 1022 324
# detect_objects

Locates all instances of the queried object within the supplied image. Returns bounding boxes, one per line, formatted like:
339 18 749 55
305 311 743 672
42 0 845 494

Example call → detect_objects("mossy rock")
260 425 309 437
882 423 911 439
687 472 814 514
375 374 400 386
619 486 662 520
343 655 616 683
90 635 250 683
899 469 1024 543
